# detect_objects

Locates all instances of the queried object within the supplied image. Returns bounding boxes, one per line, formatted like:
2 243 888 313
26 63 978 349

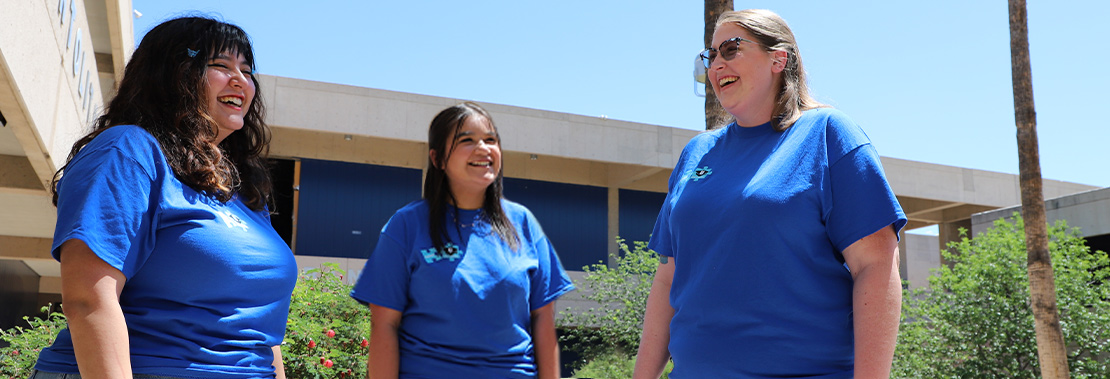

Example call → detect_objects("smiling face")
436 115 502 209
708 23 786 126
205 50 255 143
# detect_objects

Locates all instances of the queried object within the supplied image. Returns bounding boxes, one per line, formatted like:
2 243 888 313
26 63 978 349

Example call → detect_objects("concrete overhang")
260 76 697 172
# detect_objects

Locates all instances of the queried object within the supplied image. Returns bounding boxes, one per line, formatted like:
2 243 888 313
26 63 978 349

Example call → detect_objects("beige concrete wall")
905 233 942 289
972 187 1110 238
294 255 367 286
0 0 132 299
0 0 107 180
0 0 118 249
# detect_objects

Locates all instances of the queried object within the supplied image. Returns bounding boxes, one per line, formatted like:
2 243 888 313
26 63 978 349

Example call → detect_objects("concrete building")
1 0 1101 331
972 187 1110 253
1 0 133 329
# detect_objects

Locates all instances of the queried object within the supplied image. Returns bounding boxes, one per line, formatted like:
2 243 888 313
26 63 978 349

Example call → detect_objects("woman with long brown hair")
31 16 294 379
351 102 574 378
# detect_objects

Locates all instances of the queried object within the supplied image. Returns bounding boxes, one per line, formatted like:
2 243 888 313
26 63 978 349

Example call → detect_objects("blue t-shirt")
350 199 575 379
649 108 907 378
35 125 297 378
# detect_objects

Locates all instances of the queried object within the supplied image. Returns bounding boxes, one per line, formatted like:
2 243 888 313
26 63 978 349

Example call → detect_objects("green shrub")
0 264 374 379
283 263 372 379
0 305 66 378
894 215 1110 378
571 351 672 379
559 238 659 369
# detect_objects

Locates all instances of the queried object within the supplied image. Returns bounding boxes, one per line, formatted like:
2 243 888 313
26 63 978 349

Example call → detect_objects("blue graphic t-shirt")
35 125 296 378
650 108 907 378
351 199 575 378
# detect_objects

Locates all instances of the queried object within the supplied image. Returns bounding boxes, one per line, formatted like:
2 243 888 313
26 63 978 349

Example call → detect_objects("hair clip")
187 48 199 58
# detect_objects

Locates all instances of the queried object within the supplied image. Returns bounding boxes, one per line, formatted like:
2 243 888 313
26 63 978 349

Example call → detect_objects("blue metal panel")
297 159 422 258
503 178 607 271
618 189 667 249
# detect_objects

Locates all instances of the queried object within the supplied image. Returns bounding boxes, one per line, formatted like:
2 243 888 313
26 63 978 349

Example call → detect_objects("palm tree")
1008 0 1070 377
704 0 733 130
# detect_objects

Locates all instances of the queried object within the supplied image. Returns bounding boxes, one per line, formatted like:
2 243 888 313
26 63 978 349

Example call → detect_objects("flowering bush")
0 305 66 378
283 263 373 379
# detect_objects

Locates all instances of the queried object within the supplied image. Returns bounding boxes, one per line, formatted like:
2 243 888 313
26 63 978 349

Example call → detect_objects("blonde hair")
716 9 826 131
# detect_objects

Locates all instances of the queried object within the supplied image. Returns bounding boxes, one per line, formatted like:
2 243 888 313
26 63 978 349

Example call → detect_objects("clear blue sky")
133 0 1108 188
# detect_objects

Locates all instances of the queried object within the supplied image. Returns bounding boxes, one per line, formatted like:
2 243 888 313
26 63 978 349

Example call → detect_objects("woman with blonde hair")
635 9 906 378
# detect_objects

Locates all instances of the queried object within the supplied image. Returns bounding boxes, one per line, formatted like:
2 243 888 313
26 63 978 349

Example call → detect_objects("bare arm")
59 239 131 378
272 345 286 379
367 304 402 379
842 225 901 379
633 257 676 379
530 302 560 379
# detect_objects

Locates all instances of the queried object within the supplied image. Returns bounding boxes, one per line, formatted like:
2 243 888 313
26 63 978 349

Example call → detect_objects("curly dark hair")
424 102 520 251
51 16 271 210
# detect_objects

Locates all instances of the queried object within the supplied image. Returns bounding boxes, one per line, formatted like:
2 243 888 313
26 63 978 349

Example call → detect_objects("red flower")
324 359 334 368
361 338 369 347
326 329 336 338
307 340 316 349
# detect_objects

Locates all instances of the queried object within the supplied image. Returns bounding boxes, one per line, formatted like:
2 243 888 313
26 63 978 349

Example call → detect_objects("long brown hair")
52 16 271 210
717 9 827 131
423 102 520 251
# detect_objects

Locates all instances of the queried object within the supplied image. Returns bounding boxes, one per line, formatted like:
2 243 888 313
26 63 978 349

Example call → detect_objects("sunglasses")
698 37 760 69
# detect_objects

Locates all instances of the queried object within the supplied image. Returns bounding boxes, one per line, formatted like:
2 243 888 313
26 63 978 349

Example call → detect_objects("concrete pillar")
904 233 942 289
607 187 619 268
937 219 972 266
898 229 908 283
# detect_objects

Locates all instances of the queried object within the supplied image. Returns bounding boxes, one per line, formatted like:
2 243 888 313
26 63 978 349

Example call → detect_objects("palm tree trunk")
1008 1 1070 377
704 0 733 130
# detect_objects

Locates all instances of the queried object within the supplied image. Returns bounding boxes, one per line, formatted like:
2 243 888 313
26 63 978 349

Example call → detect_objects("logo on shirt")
421 243 463 264
216 210 249 231
689 166 713 182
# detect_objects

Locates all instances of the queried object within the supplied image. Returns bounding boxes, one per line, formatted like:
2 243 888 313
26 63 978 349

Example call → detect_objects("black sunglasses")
698 37 760 69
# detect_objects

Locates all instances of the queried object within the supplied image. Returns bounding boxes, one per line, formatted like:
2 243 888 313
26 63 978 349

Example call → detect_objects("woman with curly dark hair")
30 16 294 379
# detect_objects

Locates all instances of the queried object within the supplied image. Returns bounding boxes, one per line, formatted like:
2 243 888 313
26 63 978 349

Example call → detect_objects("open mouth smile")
218 95 244 107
